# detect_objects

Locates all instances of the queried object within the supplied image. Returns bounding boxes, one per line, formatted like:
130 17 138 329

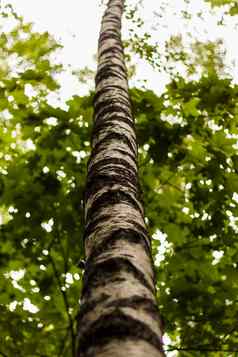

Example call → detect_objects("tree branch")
165 345 238 352
49 253 76 357
58 325 71 357
0 351 8 357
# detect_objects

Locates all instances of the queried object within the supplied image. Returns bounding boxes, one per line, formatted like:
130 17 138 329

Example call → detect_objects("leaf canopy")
1 2 238 356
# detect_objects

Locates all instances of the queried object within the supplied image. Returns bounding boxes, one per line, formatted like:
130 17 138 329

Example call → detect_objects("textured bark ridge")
77 0 164 356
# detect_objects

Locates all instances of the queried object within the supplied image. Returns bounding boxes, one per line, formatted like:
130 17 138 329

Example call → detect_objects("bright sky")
2 0 238 105
2 0 104 101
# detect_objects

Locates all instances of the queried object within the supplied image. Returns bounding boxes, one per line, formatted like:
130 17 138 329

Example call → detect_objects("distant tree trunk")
77 0 164 356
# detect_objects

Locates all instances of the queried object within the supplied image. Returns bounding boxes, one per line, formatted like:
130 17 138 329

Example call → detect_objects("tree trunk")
77 0 164 356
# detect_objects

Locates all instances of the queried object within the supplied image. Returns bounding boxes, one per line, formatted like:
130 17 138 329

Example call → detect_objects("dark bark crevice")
77 0 164 355
94 103 132 124
84 228 152 261
82 257 155 297
94 99 132 119
93 114 135 133
86 172 138 193
88 133 137 157
84 176 138 201
77 310 163 355
96 64 127 81
90 144 137 166
99 46 123 58
87 160 138 188
94 86 129 103
85 213 148 236
106 295 161 320
86 189 144 219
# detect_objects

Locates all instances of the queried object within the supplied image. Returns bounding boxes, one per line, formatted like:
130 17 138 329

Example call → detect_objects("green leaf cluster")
132 73 238 354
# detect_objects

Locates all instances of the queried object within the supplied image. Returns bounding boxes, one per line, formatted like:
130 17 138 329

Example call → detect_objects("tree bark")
77 0 164 356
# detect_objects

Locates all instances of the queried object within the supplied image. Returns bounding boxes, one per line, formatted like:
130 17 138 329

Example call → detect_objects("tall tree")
76 0 164 356
2 1 238 355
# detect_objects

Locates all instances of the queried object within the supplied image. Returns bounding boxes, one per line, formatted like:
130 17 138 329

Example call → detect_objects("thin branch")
223 324 238 343
58 325 71 357
49 253 76 357
46 235 57 252
0 351 8 357
165 345 238 352
158 173 184 193
138 155 152 168
56 228 69 275
174 241 214 252
166 181 184 193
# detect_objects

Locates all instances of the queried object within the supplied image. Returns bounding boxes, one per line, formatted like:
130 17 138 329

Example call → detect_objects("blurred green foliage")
205 0 238 15
0 2 238 356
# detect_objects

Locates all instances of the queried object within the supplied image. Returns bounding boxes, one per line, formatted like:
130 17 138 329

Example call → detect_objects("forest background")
0 0 238 355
